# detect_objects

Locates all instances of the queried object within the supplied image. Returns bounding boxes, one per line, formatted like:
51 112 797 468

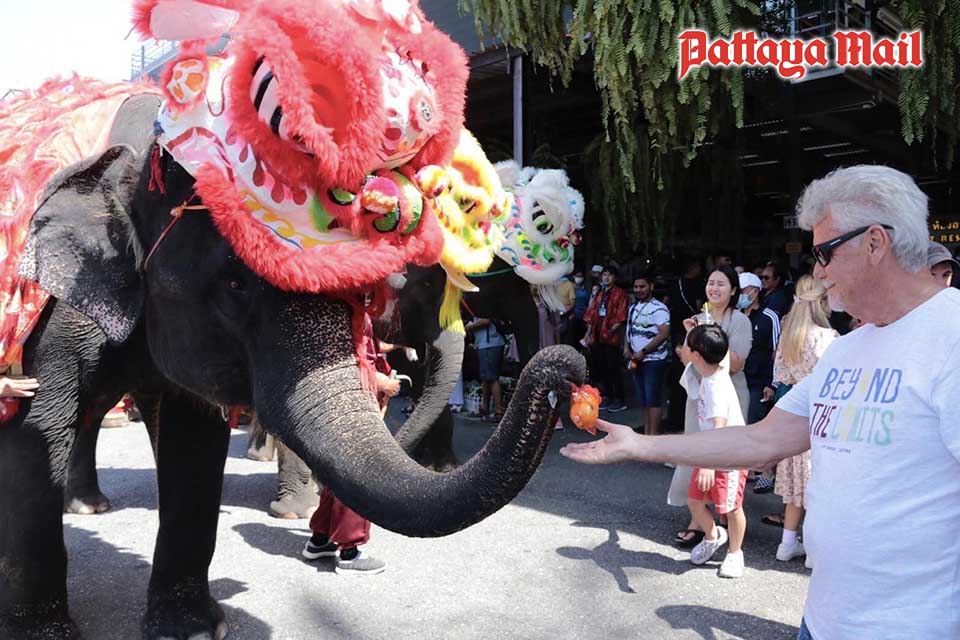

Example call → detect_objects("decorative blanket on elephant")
493 162 585 311
0 77 156 421
146 0 470 295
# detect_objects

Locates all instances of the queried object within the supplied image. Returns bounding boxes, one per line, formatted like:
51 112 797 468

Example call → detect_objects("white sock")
782 529 798 546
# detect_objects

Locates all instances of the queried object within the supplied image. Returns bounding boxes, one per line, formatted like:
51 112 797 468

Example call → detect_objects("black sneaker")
335 550 386 576
754 475 775 494
302 539 338 560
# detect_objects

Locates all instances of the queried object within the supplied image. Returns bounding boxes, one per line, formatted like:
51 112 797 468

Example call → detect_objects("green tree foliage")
463 0 758 253
463 0 960 252
894 0 960 165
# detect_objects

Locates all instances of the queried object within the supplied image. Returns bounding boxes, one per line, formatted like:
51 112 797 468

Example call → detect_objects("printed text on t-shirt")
811 367 901 447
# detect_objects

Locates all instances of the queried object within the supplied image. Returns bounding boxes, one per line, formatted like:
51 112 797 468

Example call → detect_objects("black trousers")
589 342 625 404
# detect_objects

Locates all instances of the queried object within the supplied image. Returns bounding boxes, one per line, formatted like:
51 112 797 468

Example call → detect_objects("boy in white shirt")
684 324 748 578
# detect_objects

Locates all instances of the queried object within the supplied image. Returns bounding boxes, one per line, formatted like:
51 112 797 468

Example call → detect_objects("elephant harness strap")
142 196 208 272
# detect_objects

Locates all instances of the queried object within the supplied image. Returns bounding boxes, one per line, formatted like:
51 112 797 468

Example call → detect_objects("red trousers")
309 487 370 549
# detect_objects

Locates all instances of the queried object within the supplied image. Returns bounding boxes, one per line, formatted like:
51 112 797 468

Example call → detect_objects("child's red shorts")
687 468 747 514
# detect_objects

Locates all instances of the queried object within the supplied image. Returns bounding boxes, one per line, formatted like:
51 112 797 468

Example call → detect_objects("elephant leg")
0 425 81 639
64 425 110 515
63 394 123 515
245 415 275 462
143 394 229 640
269 440 318 519
412 407 459 472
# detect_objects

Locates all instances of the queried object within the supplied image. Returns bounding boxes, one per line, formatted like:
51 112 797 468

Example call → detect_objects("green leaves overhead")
894 0 960 165
463 0 756 252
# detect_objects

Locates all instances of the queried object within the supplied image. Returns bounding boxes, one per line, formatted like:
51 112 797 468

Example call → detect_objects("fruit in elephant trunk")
570 384 601 435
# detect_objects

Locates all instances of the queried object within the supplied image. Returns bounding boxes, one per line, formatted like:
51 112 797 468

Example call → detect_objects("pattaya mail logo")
810 367 902 448
678 30 923 80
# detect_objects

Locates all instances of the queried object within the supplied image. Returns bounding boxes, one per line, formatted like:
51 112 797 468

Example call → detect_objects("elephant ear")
19 145 145 344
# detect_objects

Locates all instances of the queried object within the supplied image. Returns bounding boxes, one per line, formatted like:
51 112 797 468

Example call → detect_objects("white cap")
739 272 762 290
591 264 603 274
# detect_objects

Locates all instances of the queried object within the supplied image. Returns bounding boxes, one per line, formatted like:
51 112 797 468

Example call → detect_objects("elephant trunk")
393 329 464 454
253 295 583 537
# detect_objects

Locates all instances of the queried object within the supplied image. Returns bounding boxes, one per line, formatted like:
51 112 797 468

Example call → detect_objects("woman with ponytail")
768 275 838 566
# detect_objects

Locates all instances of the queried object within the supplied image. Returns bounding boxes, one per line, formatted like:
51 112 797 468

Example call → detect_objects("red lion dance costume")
0 0 473 421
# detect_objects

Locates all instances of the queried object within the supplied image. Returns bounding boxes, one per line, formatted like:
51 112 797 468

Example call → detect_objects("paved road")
66 406 808 639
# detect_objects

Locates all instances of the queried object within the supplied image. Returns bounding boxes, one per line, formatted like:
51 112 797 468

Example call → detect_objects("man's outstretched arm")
560 407 810 470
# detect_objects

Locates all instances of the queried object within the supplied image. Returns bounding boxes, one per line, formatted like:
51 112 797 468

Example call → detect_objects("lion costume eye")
250 56 314 157
531 207 554 235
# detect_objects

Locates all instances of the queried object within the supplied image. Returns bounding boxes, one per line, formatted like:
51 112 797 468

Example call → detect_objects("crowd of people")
562 165 960 640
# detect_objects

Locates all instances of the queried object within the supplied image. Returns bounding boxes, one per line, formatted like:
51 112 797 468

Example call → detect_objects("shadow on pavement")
65 524 273 640
657 604 799 640
232 522 312 560
556 524 690 592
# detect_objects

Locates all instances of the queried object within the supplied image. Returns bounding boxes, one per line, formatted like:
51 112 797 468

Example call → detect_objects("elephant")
376 258 542 472
0 92 585 639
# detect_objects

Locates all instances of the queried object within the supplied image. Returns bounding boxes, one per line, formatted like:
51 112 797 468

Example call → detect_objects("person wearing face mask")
738 271 782 495
568 272 591 350
738 272 781 425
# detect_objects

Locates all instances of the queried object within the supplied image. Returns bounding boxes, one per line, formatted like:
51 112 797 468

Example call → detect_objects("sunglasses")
811 225 894 267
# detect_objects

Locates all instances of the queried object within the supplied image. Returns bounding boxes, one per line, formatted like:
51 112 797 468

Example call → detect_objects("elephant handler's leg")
0 423 81 639
303 488 385 576
143 394 229 640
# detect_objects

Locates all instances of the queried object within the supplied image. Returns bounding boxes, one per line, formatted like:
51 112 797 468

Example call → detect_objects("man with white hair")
561 165 960 640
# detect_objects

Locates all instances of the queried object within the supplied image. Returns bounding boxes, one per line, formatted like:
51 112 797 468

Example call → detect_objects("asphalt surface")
65 404 808 639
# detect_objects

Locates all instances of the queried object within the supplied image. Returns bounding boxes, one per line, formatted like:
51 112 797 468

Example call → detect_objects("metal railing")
130 40 179 81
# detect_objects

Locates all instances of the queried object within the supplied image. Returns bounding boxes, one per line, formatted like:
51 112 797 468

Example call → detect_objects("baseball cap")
927 242 959 269
739 272 762 290
591 264 604 274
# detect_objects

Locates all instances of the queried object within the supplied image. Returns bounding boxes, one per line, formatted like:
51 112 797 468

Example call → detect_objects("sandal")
761 513 785 528
675 529 705 549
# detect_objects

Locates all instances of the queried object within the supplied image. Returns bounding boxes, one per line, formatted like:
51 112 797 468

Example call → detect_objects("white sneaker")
690 526 728 565
776 541 806 562
718 551 745 578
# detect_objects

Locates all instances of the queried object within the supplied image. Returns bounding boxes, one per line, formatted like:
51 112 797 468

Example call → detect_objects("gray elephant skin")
0 94 585 640
384 261 541 470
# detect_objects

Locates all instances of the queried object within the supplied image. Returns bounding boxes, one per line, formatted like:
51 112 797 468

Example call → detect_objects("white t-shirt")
777 288 960 640
697 370 745 433
626 299 670 360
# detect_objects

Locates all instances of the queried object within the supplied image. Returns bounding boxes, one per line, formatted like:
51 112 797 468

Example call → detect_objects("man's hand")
682 316 698 333
762 386 775 403
696 468 715 492
559 420 647 465
0 375 39 398
403 347 419 363
375 374 400 398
